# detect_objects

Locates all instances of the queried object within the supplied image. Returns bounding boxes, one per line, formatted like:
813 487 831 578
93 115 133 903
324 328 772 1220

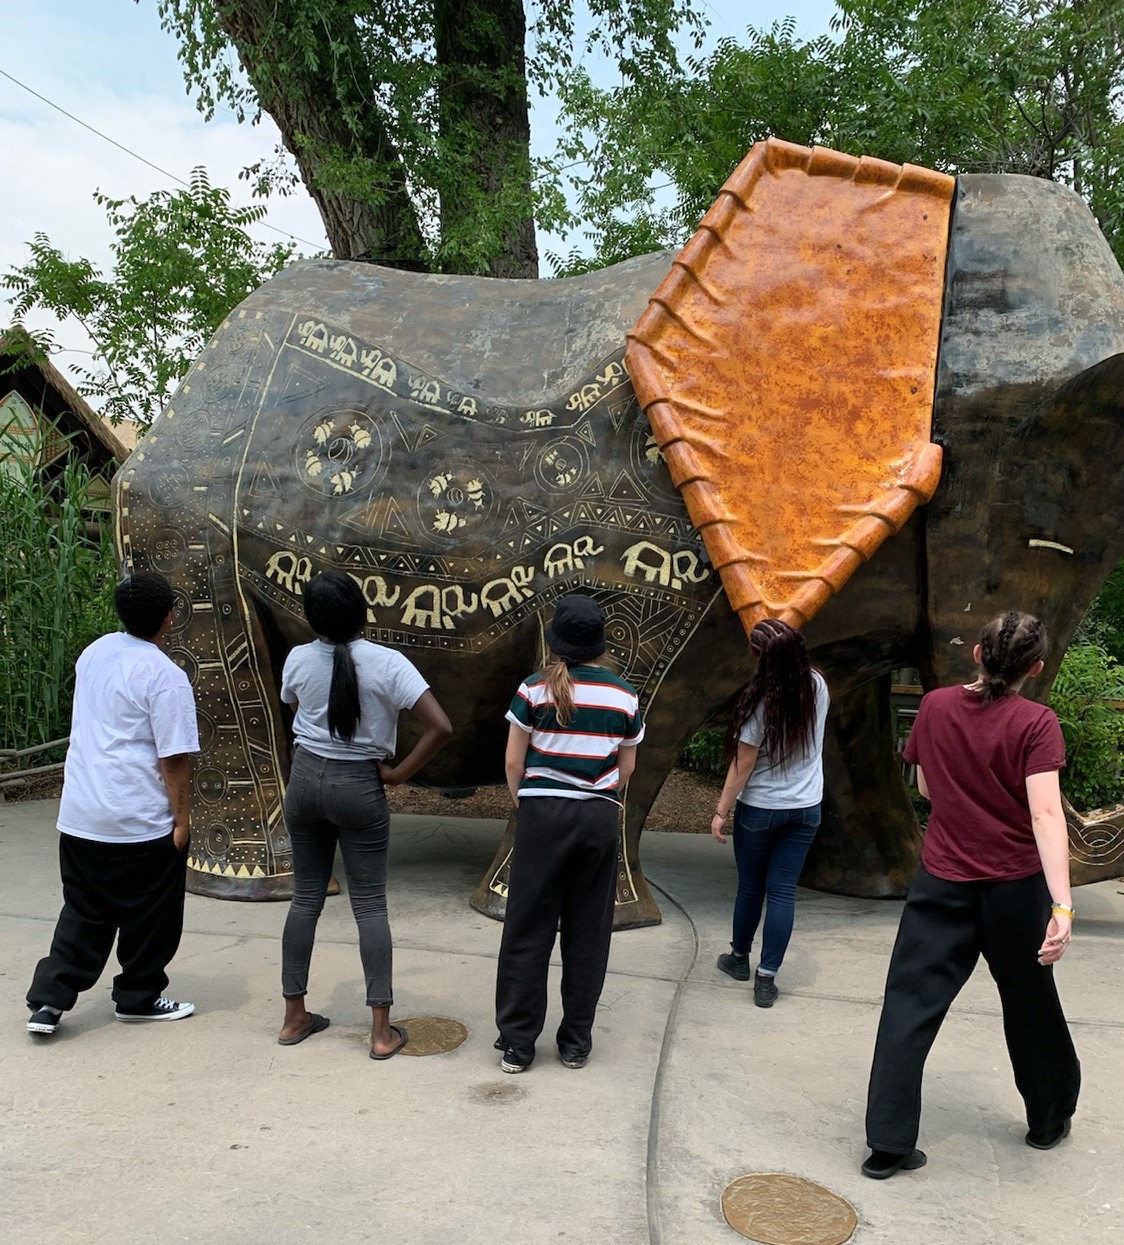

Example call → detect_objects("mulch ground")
2 767 723 835
385 765 722 834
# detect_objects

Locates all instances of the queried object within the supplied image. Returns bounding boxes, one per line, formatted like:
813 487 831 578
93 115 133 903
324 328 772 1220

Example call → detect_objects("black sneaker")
716 951 751 981
753 972 779 1008
115 997 195 1023
559 1049 590 1070
27 1006 61 1035
500 1048 533 1074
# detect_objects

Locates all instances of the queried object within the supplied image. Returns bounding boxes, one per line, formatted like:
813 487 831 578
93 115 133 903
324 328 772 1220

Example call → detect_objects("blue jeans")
281 748 393 1007
730 803 821 975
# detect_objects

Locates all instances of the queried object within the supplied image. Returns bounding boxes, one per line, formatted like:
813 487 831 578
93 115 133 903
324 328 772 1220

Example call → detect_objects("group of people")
26 570 1080 1177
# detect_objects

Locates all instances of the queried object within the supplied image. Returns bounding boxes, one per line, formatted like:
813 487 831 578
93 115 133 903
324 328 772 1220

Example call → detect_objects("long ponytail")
301 571 367 742
546 658 576 726
327 642 361 742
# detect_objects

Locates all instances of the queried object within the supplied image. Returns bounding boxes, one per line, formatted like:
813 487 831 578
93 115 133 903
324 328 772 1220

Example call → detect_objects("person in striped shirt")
494 595 644 1073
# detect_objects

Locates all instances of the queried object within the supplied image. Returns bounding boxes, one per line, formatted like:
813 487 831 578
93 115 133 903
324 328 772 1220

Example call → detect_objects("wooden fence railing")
0 738 68 790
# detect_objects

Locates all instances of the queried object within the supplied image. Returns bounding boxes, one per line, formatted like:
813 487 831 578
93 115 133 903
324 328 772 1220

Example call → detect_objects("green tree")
550 1 1124 272
3 168 295 428
149 0 707 276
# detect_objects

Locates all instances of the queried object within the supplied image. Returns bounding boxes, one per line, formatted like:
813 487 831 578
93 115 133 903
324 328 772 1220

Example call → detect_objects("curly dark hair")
115 572 176 639
975 611 1048 704
724 618 821 769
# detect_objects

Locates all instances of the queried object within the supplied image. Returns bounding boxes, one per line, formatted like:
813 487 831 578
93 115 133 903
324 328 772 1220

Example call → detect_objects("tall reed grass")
0 456 117 755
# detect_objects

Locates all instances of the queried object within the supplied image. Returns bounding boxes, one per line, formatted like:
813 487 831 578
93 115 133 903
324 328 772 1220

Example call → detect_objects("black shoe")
115 997 195 1023
753 972 779 1008
500 1048 533 1074
861 1148 928 1179
27 1006 61 1036
559 1048 590 1069
716 950 751 981
1026 1118 1072 1150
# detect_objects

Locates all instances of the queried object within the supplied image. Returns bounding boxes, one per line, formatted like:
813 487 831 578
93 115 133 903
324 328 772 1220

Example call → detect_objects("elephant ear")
625 137 953 635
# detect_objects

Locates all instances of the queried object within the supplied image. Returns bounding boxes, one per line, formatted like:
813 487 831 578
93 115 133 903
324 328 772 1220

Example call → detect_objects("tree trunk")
214 1 429 268
434 0 539 278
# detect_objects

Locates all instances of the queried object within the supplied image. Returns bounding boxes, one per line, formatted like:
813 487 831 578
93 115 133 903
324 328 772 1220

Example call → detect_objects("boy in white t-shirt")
26 573 200 1036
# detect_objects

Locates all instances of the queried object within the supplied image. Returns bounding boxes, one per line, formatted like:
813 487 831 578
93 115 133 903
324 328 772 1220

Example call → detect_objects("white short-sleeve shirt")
737 670 830 808
281 639 429 760
58 632 200 843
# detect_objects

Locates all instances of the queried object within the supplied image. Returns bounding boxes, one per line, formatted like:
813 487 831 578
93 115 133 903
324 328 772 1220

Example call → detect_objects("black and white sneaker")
27 1006 62 1035
559 1049 589 1070
115 997 195 1023
500 1048 533 1074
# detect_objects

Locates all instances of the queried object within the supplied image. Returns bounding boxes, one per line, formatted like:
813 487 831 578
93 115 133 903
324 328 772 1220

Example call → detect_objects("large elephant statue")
115 140 1124 927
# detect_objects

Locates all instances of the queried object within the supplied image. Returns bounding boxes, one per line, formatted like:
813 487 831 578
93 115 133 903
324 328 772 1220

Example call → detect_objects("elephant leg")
469 784 664 930
803 674 923 898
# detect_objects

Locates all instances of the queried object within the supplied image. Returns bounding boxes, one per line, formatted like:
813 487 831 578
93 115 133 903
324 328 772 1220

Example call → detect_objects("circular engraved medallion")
721 1174 858 1245
394 1015 469 1056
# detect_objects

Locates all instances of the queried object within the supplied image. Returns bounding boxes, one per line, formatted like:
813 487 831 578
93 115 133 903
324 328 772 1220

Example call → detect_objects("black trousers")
495 796 619 1059
865 866 1080 1153
27 831 188 1015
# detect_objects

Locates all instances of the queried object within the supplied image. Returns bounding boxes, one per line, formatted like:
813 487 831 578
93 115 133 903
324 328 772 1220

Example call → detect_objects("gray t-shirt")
737 670 829 809
281 638 429 761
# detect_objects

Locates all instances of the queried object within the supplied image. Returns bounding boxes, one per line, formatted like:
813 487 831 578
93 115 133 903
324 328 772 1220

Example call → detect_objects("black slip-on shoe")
1026 1118 1072 1150
861 1148 928 1179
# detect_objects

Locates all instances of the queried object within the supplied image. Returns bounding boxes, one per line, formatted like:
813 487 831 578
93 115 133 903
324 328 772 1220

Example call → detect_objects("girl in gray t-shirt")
709 618 829 1008
276 572 451 1058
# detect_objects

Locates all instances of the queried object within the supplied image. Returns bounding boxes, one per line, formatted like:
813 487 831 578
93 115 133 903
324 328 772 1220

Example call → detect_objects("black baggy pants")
865 865 1080 1153
27 831 188 1015
495 796 619 1060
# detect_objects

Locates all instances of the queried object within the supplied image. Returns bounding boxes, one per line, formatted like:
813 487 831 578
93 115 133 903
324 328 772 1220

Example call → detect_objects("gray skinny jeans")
281 748 393 1007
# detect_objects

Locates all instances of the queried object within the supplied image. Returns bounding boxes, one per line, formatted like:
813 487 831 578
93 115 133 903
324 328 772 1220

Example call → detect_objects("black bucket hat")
545 594 606 663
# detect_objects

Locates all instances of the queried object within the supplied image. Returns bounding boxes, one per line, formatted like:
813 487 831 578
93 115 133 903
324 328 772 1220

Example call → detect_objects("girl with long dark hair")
494 594 644 1073
277 571 452 1057
861 610 1079 1179
710 618 830 1007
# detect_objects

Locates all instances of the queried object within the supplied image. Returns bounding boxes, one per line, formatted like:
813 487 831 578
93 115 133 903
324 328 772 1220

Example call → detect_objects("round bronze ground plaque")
395 1015 469 1056
721 1174 857 1245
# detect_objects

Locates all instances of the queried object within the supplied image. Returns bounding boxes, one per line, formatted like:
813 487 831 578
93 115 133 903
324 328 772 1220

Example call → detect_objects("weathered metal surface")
628 138 951 633
115 147 1124 914
395 1015 468 1056
721 1173 857 1245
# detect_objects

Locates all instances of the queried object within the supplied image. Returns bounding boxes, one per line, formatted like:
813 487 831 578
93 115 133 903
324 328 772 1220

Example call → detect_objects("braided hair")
724 618 821 769
974 611 1048 705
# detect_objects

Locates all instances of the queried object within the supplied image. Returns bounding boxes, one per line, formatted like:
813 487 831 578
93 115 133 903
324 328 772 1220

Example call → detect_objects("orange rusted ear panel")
625 138 953 634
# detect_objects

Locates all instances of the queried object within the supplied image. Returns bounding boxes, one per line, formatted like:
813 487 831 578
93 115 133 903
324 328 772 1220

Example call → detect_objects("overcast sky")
0 0 839 386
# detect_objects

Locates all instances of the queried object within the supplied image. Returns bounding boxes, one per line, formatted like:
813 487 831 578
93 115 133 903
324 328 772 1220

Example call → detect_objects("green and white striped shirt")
506 665 644 800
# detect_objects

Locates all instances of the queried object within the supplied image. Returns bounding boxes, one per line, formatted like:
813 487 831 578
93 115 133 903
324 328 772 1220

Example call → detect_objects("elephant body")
115 170 1124 925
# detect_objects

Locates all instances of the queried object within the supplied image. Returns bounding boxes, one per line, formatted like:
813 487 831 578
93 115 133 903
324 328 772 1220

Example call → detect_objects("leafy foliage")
148 0 707 275
1048 641 1124 810
550 1 1124 273
3 168 294 428
0 451 117 754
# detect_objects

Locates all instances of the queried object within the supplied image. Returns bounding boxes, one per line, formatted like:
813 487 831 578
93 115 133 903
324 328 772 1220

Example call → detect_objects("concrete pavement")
2 797 1121 1245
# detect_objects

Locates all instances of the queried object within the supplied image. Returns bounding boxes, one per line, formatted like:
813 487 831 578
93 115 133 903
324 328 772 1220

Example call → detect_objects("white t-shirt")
737 670 830 809
58 632 200 843
281 639 429 761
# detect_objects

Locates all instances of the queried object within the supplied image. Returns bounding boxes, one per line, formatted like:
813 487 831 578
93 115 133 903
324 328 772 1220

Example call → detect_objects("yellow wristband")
1051 902 1076 919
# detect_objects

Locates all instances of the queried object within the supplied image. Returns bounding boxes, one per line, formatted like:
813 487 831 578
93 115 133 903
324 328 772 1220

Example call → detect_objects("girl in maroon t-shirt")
861 611 1080 1179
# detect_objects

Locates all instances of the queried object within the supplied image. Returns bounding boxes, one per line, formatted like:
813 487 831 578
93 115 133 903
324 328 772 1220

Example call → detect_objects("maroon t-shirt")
902 685 1066 882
